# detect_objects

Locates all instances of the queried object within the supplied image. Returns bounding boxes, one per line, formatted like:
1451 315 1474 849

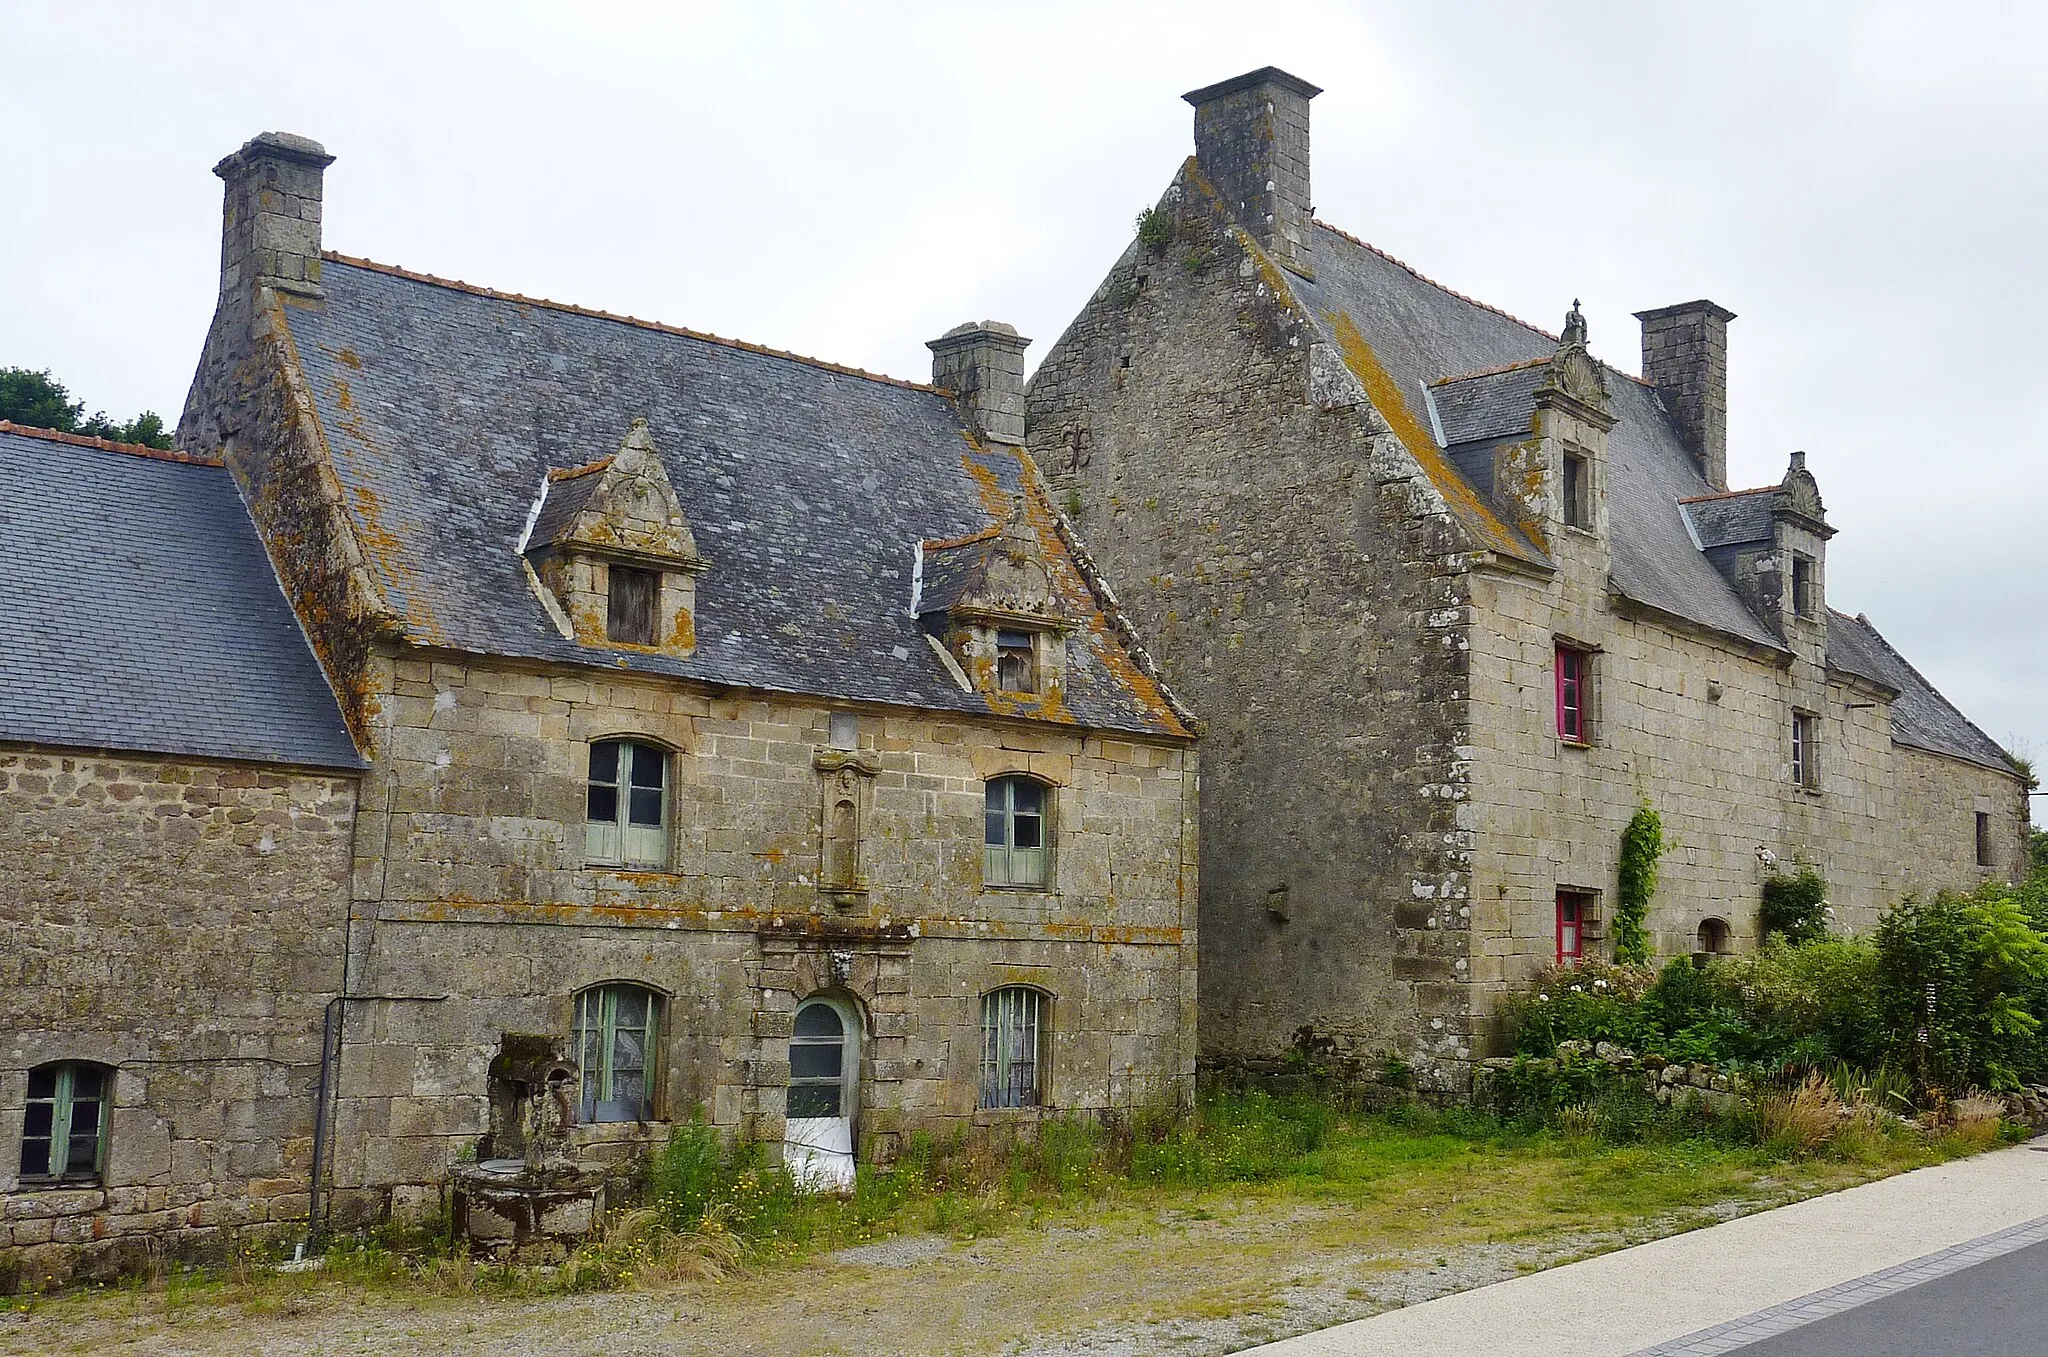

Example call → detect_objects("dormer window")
523 419 706 658
1562 450 1590 529
1791 555 1815 619
997 630 1037 692
607 565 658 645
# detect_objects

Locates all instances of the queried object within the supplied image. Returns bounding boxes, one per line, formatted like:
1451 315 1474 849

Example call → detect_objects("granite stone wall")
0 748 358 1287
315 651 1197 1230
1028 166 1480 1087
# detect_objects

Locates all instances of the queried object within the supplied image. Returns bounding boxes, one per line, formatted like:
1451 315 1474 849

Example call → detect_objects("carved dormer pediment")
1772 450 1833 536
916 495 1073 702
1534 301 1615 428
523 419 706 655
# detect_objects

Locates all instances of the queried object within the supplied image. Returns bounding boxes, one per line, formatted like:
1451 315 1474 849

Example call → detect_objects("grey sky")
5 2 2042 790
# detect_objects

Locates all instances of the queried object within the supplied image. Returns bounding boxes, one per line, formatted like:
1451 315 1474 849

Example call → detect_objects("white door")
784 996 858 1191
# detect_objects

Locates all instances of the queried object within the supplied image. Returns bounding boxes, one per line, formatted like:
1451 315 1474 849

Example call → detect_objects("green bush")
1614 804 1665 963
1761 870 1830 944
1876 886 2048 1091
1134 205 1175 252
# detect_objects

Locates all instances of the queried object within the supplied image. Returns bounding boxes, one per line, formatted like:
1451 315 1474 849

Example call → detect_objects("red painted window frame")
1555 646 1586 743
1556 893 1583 966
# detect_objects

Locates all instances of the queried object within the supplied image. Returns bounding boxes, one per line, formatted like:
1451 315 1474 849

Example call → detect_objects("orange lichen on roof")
955 446 1190 739
1430 355 1553 386
922 522 1003 553
0 420 220 466
322 252 943 395
270 303 438 645
547 457 614 483
1321 311 1542 562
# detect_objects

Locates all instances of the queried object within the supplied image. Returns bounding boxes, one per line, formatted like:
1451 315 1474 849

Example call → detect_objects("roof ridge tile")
1678 485 1778 504
320 252 949 396
0 420 221 466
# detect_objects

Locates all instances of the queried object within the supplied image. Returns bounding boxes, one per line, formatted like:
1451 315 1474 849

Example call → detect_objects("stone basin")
450 1158 609 1260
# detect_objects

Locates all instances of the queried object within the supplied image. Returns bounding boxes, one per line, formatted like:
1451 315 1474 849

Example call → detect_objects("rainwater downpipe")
307 773 448 1251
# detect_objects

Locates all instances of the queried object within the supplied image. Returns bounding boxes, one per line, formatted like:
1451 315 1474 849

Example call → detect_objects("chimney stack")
928 322 1031 445
213 132 335 302
1634 300 1735 490
1183 67 1322 280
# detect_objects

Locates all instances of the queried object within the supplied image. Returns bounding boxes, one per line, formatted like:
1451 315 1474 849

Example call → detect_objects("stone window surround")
1553 636 1600 747
583 735 676 870
979 985 1053 1111
982 772 1057 891
572 982 665 1123
17 1059 112 1188
1791 709 1821 792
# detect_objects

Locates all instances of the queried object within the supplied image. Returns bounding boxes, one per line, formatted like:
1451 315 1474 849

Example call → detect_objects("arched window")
984 776 1048 887
573 984 661 1122
980 987 1049 1109
787 999 856 1120
20 1061 112 1184
586 739 668 867
1697 918 1731 956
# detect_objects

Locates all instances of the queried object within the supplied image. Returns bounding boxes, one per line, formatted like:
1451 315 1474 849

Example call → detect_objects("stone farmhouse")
1026 67 2031 1089
1 132 1195 1281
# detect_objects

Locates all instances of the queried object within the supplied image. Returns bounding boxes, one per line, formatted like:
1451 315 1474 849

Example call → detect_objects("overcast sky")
4 2 2042 792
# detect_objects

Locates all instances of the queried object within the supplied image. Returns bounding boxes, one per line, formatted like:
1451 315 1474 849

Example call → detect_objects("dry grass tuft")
1756 1074 1845 1155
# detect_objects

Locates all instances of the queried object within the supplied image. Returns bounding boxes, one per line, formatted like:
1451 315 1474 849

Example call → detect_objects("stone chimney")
214 132 335 302
1183 67 1322 280
927 322 1030 445
1634 300 1735 490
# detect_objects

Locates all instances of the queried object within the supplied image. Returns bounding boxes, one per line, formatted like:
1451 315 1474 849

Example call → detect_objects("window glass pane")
23 1101 54 1138
589 741 620 784
27 1067 55 1100
985 782 1005 812
612 1029 646 1076
19 1136 52 1178
789 1044 843 1080
787 1084 840 1118
986 809 1006 848
628 745 665 789
793 1004 843 1038
70 1066 105 1101
587 783 619 823
609 1072 646 1120
1010 781 1043 816
628 787 663 827
1012 811 1042 851
610 987 648 1028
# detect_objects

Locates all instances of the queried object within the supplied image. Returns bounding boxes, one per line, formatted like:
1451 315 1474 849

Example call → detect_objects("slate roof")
0 424 364 769
1291 224 1785 652
915 528 1003 619
526 460 610 548
278 257 1186 738
1429 359 1550 446
1827 612 2015 773
1681 488 1775 549
1275 220 2011 772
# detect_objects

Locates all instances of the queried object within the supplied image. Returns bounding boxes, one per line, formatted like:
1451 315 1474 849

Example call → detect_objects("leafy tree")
0 367 173 449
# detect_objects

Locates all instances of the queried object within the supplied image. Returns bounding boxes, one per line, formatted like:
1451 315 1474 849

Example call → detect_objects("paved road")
1727 1236 2048 1356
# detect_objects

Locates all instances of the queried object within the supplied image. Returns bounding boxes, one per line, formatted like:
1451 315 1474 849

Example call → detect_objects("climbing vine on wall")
1614 802 1665 964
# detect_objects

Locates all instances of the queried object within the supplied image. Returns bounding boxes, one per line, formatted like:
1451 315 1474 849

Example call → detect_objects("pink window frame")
1556 893 1583 966
1555 646 1586 743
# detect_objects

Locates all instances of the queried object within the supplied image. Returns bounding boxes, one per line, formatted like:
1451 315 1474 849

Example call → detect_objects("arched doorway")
784 994 860 1191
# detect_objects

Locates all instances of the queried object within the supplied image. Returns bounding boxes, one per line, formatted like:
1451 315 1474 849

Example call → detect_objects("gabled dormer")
1767 451 1833 641
1425 303 1614 557
916 496 1073 706
523 418 706 656
1529 303 1616 546
1681 451 1834 645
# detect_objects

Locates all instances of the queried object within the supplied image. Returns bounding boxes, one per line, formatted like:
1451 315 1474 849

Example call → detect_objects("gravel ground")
0 1197 1771 1357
